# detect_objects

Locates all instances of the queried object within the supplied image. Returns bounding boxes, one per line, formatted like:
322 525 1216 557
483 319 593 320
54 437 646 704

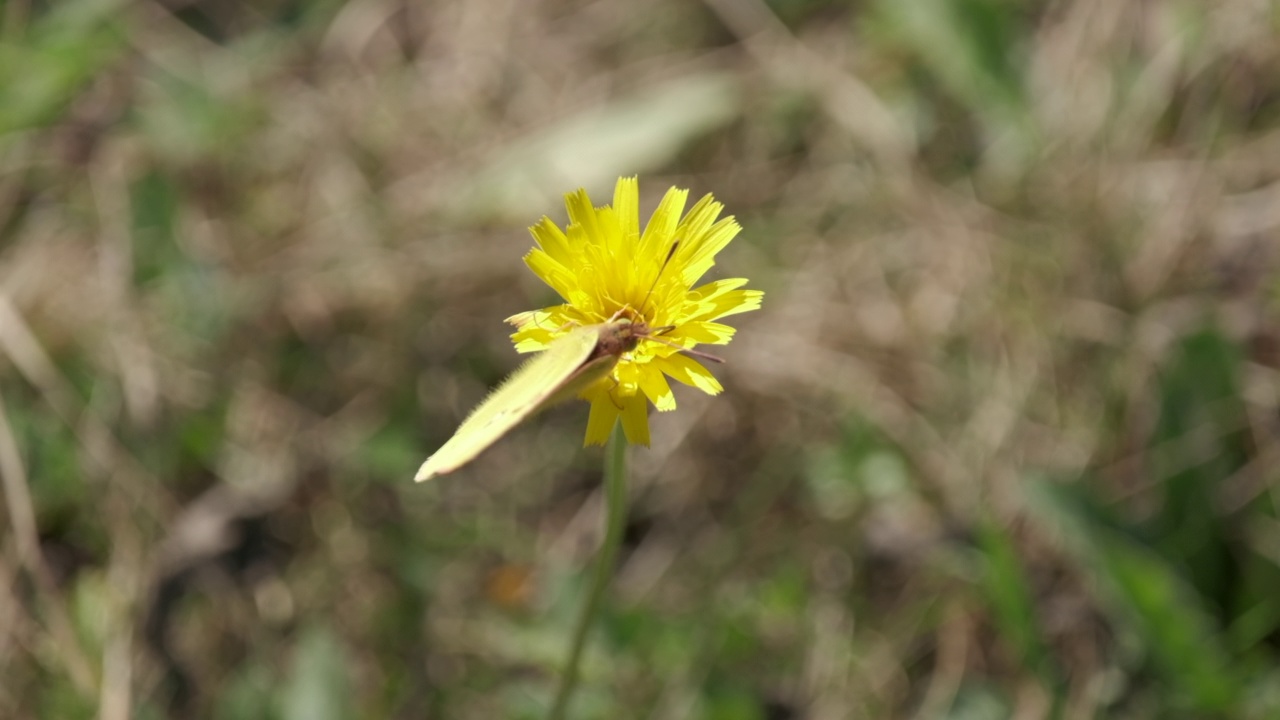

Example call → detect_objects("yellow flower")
506 176 763 446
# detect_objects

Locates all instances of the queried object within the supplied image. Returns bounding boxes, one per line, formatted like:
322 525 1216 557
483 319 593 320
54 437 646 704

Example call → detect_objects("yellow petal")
673 194 723 257
511 328 555 353
594 208 637 300
595 206 626 264
669 321 737 345
707 289 764 320
659 353 723 395
614 360 642 396
530 217 573 265
565 188 603 248
686 278 748 300
524 249 578 302
505 310 540 328
508 307 588 352
680 279 762 319
638 186 688 262
680 216 741 286
584 387 621 446
566 222 592 258
638 367 677 411
613 177 640 245
619 395 650 446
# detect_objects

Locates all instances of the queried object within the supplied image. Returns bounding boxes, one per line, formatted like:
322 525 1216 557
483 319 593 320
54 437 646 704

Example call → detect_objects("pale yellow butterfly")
414 318 647 481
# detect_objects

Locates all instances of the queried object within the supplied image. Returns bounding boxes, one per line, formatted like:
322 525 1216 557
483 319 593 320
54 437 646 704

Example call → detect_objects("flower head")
506 177 762 446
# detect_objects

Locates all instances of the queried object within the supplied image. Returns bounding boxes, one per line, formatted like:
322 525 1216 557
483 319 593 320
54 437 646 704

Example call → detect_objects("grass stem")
548 421 628 720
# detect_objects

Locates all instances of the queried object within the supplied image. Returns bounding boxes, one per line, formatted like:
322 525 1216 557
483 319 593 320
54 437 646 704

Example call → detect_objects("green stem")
548 421 628 720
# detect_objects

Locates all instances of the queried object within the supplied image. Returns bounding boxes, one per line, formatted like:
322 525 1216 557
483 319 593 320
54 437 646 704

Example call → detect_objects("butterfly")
414 317 646 481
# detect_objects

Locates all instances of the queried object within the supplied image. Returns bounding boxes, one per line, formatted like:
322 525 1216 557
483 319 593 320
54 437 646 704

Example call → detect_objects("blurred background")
3 0 1280 717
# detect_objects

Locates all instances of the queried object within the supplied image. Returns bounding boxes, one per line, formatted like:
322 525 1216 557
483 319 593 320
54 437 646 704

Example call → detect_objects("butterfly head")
594 316 648 359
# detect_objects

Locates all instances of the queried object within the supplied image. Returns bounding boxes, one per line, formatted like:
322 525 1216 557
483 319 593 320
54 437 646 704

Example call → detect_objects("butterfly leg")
513 310 577 334
604 303 635 323
605 376 625 410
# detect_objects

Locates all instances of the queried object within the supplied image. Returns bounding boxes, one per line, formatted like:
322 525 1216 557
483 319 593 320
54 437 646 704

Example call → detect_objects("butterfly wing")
415 325 611 481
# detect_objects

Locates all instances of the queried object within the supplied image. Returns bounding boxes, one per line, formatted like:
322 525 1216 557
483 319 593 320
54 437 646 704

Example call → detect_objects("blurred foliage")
3 0 1280 718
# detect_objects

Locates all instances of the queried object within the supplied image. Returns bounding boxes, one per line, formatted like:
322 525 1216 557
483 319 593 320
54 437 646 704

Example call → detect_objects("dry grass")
2 0 1280 717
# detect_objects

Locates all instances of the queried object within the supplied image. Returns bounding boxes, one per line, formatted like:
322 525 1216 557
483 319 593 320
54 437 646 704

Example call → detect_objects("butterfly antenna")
626 241 722 364
644 334 725 364
638 241 680 317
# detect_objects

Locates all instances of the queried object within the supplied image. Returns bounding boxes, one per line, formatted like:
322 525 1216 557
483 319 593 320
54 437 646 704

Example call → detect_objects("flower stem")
548 421 628 720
